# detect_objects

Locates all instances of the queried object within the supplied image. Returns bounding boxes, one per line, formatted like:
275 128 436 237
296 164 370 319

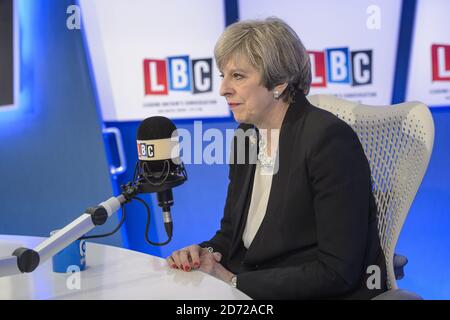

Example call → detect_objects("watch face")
231 276 237 288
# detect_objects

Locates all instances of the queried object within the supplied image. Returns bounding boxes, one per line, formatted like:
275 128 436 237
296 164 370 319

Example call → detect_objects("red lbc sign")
309 51 327 87
143 59 169 95
432 44 450 81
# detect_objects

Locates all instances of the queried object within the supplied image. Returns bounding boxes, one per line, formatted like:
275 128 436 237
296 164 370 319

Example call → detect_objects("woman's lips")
228 103 241 109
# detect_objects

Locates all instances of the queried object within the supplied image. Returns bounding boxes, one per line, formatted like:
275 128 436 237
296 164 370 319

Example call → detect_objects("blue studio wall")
0 0 123 246
391 0 450 299
0 0 448 299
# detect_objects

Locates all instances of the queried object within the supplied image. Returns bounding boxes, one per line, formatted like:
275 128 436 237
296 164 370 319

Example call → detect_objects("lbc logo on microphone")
308 48 373 87
143 56 213 95
139 143 155 158
432 44 450 82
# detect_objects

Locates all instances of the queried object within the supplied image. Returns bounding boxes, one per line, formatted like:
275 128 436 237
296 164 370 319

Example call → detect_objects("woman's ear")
275 82 288 95
273 82 288 99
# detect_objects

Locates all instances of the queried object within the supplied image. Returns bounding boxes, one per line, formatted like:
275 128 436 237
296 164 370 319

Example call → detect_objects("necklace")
257 132 277 170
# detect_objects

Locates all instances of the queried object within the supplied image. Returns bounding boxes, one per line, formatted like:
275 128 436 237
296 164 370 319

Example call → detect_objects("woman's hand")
166 244 212 271
197 250 235 283
166 245 235 283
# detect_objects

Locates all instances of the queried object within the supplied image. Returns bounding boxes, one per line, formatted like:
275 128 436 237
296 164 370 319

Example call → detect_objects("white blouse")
242 130 279 249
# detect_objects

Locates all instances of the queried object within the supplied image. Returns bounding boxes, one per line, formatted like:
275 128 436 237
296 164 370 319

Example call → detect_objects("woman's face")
219 56 277 127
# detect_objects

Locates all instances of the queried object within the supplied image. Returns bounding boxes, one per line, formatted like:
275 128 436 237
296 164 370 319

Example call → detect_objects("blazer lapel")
228 127 258 255
243 93 310 264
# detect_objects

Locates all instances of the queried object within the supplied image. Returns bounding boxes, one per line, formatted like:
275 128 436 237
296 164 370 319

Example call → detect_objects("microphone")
0 117 187 277
132 116 187 243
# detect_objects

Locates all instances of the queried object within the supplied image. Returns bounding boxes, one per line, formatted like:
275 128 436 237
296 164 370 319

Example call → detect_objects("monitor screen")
0 0 18 109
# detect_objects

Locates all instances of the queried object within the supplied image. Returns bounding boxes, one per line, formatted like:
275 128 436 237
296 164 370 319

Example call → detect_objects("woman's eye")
219 73 244 80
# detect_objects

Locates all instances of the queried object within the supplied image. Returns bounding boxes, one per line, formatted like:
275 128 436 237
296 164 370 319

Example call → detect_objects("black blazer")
200 93 387 299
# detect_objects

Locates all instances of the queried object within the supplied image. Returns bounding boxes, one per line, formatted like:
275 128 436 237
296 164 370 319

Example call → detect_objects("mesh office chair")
307 94 434 300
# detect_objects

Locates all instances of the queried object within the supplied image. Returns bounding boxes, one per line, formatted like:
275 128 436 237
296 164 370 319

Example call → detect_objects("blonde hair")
214 17 311 103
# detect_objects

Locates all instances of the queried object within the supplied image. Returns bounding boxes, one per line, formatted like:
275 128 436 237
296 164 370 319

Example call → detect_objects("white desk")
0 235 251 300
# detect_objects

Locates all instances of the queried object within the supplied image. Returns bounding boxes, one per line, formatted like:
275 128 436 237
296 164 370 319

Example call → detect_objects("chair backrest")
307 94 434 289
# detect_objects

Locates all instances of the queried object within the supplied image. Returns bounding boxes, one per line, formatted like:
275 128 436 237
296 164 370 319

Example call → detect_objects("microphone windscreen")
136 116 180 163
133 116 187 192
137 116 177 140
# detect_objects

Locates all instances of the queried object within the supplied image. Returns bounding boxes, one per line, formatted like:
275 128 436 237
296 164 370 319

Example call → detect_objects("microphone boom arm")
0 193 131 278
0 154 186 277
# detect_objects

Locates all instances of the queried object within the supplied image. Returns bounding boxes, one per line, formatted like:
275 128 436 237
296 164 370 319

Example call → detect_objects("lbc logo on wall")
308 48 373 87
432 44 450 82
143 56 213 95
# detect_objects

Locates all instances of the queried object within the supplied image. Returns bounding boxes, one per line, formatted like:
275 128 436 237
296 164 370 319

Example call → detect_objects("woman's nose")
220 79 234 97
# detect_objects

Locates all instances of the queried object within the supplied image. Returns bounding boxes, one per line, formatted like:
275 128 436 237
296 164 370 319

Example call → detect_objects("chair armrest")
372 289 423 300
394 253 408 280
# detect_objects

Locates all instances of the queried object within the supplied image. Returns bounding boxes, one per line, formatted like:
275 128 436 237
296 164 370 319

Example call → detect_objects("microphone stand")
0 158 186 278
0 184 139 278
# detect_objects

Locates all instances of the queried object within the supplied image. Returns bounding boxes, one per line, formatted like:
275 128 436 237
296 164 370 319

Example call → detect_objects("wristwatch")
230 275 237 288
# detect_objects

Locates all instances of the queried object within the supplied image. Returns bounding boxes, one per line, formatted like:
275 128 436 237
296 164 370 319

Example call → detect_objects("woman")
166 17 387 299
